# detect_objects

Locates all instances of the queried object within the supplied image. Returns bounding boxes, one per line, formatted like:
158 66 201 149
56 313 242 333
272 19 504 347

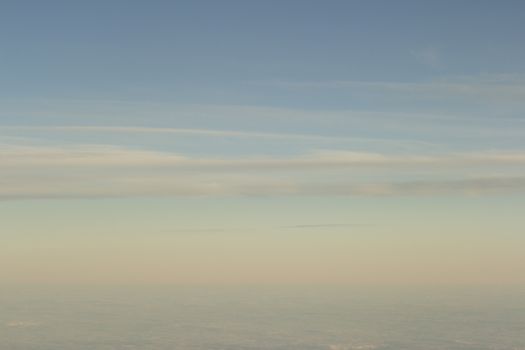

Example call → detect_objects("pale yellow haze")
1 197 523 286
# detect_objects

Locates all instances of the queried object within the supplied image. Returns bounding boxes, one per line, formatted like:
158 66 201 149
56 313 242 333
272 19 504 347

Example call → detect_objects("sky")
1 0 525 286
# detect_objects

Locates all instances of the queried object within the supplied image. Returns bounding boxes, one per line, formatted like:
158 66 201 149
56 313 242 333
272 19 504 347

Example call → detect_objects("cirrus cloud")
2 144 525 199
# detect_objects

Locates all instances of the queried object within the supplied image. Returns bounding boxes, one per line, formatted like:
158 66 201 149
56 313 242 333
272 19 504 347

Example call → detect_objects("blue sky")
1 1 525 285
3 1 525 102
2 1 525 148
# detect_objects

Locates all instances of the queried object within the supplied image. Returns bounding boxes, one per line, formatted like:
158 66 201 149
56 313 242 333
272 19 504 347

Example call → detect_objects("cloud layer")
2 144 525 199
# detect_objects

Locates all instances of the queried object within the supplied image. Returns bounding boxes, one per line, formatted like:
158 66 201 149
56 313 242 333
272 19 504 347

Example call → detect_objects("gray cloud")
2 172 525 200
303 177 525 196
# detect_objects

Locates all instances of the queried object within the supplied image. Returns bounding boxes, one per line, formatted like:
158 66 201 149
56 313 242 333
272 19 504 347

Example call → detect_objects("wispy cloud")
272 74 525 103
0 125 346 142
0 125 438 149
3 144 525 168
411 46 442 68
325 176 525 196
4 174 525 199
2 144 525 199
3 101 524 154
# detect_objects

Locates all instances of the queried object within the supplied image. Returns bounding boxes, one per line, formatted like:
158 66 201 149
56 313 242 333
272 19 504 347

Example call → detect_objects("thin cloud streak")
1 125 345 141
273 75 525 102
305 177 525 196
0 125 436 148
2 144 525 199
2 175 525 199
3 145 525 168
